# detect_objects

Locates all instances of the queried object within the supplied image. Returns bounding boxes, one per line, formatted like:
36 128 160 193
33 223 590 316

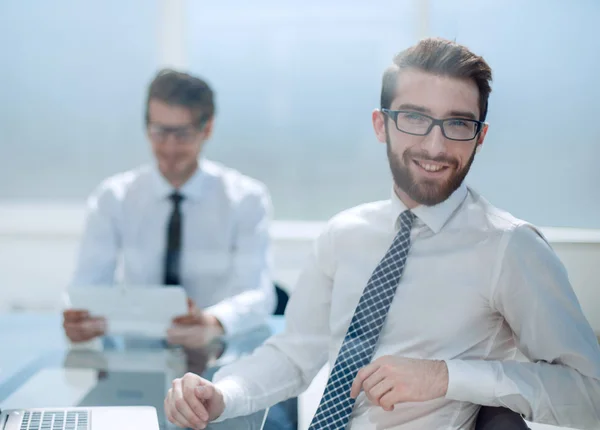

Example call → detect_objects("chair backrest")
274 283 289 316
475 406 529 429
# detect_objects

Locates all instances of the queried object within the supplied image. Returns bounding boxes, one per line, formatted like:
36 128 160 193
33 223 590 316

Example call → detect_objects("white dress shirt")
212 184 600 429
70 158 276 336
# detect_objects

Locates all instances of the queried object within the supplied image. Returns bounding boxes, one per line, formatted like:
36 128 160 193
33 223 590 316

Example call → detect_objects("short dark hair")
380 38 493 121
145 68 215 127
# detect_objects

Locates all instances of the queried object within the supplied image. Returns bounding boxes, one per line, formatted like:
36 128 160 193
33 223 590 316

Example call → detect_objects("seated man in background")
164 38 600 429
62 69 276 346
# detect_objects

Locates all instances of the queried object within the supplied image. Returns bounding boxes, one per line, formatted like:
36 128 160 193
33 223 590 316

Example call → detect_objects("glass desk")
0 313 284 429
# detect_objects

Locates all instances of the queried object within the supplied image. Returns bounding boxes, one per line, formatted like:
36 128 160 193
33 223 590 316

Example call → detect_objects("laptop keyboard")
20 410 89 430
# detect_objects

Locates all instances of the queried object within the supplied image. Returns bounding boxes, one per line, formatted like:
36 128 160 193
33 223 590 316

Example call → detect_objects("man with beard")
163 38 600 430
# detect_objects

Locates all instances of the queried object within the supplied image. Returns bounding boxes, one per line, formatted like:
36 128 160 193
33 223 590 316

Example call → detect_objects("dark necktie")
308 210 416 430
164 191 184 285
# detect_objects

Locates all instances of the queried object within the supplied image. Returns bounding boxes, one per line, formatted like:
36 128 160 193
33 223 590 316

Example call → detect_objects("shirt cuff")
212 377 248 422
205 301 239 336
444 359 498 404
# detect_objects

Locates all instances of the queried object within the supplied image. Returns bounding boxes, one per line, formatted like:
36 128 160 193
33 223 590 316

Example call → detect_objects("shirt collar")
390 183 468 234
151 160 205 201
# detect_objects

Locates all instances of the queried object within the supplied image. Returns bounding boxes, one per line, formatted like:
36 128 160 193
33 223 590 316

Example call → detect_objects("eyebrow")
447 110 478 120
396 104 478 120
396 103 431 113
148 123 195 129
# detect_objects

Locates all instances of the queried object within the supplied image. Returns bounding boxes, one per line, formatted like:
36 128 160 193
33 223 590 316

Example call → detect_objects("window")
1 0 599 227
0 1 158 200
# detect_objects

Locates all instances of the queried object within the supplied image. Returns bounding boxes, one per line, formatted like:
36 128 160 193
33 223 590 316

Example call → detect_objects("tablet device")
66 286 188 337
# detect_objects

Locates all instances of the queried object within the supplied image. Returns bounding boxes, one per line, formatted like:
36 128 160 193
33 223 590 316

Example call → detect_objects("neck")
162 161 198 189
393 184 420 209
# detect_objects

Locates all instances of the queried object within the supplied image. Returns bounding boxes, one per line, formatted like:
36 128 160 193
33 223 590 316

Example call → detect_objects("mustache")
404 151 458 167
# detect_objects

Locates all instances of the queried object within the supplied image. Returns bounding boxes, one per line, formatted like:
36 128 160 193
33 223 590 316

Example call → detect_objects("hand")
174 298 224 329
350 356 448 411
167 299 225 348
165 372 225 429
62 309 106 343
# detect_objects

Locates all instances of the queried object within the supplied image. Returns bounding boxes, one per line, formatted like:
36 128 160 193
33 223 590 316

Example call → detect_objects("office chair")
475 406 530 429
273 283 289 316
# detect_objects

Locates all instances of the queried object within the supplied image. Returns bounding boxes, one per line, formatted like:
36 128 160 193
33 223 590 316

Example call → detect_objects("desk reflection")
0 314 276 430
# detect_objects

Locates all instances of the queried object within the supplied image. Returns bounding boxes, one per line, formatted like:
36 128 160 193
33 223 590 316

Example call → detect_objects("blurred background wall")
0 0 598 331
1 0 599 224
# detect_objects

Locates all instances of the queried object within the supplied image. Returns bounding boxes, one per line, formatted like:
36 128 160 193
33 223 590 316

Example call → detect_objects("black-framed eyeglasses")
381 109 484 141
147 123 204 143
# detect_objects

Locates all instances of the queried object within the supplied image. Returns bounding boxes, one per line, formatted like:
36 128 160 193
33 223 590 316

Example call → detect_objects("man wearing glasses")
62 69 276 346
164 38 600 429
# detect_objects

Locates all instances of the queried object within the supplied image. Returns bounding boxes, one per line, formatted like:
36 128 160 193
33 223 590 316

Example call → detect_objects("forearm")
212 215 335 421
213 337 321 421
445 358 600 429
206 283 274 336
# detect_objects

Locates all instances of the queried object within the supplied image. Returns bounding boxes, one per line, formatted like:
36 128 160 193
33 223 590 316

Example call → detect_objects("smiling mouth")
412 159 451 174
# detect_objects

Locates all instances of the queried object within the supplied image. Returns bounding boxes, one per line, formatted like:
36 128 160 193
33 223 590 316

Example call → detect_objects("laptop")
0 405 159 430
0 352 267 430
0 357 165 430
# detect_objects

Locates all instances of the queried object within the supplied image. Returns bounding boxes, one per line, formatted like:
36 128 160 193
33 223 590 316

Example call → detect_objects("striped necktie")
308 210 416 429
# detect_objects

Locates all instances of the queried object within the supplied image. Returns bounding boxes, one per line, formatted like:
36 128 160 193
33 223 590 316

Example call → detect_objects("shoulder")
200 159 270 204
87 165 151 209
463 188 557 273
460 187 548 244
315 200 392 250
307 200 392 274
327 200 391 233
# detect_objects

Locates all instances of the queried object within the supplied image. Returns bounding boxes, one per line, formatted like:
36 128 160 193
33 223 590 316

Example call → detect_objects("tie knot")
169 192 184 205
398 210 415 229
